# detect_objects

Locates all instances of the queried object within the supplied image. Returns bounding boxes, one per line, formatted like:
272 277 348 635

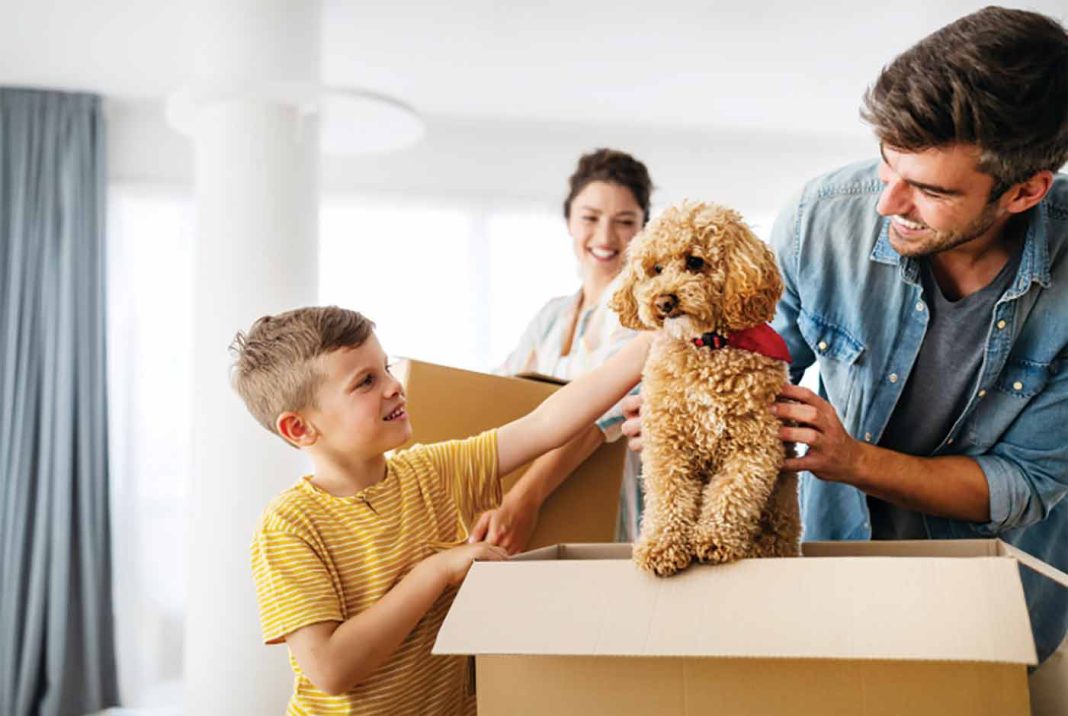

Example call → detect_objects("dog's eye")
685 256 705 272
652 264 663 275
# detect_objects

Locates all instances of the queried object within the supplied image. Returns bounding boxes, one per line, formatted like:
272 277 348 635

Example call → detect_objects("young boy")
231 306 650 714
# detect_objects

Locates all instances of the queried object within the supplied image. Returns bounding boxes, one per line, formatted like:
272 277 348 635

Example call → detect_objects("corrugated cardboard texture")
475 655 1028 716
394 359 626 548
435 556 1035 663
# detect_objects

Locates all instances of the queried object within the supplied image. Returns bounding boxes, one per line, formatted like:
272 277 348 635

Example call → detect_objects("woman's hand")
620 391 644 452
468 490 541 555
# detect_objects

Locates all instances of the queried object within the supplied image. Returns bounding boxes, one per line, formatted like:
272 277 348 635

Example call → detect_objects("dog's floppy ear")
609 246 644 330
720 220 783 331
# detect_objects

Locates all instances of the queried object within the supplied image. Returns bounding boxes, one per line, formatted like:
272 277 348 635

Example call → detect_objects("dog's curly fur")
611 201 801 576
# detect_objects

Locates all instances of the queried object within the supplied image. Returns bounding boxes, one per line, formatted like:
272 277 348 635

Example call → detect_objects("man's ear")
276 411 318 448
1002 170 1053 215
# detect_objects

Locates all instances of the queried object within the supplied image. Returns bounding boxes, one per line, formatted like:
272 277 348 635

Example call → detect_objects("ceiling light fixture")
165 80 425 155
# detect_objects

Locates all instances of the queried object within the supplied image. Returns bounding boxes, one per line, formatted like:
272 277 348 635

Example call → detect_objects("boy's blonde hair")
230 306 375 441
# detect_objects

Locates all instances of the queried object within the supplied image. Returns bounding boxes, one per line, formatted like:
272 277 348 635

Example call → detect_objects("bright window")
485 210 576 367
107 185 194 710
319 198 576 371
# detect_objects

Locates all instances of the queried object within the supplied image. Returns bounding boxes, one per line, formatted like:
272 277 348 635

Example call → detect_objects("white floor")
87 679 183 716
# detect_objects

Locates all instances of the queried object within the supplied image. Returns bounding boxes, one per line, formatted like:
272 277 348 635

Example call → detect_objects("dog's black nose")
656 294 679 315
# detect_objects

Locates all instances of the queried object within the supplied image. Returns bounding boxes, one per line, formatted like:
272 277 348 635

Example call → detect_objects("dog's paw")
634 535 692 576
694 535 747 565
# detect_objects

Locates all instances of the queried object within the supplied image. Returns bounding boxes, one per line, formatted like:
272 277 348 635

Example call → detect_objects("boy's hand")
469 491 540 555
620 392 644 452
432 542 508 587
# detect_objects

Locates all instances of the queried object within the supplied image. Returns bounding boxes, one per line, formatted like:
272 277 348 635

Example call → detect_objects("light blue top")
769 159 1068 662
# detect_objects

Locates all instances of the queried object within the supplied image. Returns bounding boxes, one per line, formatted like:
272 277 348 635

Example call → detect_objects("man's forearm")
848 443 991 523
776 384 992 524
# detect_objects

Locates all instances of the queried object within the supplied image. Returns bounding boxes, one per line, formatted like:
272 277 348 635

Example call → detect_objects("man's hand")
773 383 865 482
469 491 540 555
430 542 509 587
620 392 644 452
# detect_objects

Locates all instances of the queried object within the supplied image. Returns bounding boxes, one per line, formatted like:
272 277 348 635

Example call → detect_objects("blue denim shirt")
770 159 1068 663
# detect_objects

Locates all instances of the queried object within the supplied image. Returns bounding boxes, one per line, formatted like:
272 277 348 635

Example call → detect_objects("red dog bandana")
692 323 792 363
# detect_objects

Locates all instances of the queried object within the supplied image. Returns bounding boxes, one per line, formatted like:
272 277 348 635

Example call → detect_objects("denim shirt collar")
868 205 1053 294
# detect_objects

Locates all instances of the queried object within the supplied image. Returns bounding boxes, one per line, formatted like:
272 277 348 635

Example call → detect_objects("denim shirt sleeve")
769 191 816 385
973 351 1068 534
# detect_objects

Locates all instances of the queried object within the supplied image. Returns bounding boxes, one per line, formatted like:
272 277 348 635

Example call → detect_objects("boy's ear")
276 411 318 448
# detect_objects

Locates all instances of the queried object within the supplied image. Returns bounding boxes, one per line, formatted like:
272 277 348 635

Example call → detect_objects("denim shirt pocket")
966 359 1053 449
798 310 866 420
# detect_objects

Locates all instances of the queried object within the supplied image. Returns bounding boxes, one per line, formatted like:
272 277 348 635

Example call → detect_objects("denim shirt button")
889 373 899 383
818 340 828 352
864 432 872 442
1013 381 1024 391
997 319 1007 330
947 437 955 445
978 389 987 398
915 302 925 312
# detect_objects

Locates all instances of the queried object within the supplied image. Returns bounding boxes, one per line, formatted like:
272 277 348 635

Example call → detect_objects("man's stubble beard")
888 201 1001 258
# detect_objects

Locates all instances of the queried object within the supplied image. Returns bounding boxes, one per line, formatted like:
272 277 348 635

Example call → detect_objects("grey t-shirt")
869 245 1022 540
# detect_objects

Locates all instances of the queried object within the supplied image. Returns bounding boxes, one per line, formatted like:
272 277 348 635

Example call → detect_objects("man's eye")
685 256 705 271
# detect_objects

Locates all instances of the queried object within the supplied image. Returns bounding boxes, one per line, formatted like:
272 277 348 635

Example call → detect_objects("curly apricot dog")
611 201 800 576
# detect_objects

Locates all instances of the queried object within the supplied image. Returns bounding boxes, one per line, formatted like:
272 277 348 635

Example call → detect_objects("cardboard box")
434 540 1068 716
394 359 627 548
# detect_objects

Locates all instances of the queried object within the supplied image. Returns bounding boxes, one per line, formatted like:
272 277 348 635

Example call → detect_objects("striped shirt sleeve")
250 519 344 644
420 430 502 523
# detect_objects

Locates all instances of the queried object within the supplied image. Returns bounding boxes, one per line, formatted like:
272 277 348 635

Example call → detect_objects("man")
623 6 1067 709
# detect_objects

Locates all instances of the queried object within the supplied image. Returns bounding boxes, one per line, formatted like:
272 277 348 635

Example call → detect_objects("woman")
470 148 654 551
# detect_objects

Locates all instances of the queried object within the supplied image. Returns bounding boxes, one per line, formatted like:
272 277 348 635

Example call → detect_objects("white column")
183 2 320 714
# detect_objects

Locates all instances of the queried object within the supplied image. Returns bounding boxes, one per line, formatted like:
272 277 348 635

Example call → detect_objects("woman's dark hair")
563 148 654 225
861 6 1068 198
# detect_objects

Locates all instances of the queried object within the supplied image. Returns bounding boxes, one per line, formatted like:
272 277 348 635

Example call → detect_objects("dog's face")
610 201 783 338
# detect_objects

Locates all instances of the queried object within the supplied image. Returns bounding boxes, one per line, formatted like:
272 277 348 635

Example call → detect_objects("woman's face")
567 180 644 288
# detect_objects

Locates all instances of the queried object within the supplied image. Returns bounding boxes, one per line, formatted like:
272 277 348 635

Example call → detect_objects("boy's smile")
308 334 412 462
383 404 407 422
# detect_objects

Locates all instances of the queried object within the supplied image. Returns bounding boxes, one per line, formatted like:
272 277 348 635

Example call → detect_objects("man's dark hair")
861 6 1068 197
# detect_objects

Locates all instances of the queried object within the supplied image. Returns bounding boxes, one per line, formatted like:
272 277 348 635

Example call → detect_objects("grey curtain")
0 88 117 715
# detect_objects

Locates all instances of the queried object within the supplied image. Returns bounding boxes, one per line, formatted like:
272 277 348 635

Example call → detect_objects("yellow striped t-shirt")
250 430 500 715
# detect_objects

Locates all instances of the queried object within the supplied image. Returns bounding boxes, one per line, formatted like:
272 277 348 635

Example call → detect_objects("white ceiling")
2 0 1065 138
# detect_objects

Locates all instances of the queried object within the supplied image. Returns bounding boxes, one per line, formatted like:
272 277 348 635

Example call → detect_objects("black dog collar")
693 331 729 350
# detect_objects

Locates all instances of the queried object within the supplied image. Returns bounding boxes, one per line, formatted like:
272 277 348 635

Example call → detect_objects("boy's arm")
285 542 506 695
496 332 652 478
470 424 605 553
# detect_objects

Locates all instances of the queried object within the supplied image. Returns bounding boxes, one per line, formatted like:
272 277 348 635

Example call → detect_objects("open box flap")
434 548 1036 664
